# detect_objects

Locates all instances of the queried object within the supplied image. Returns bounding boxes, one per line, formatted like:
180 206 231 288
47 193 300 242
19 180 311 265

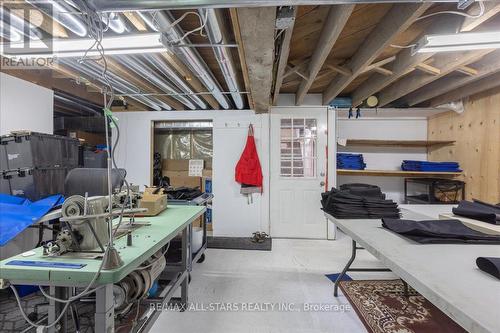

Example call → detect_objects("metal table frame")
1 207 204 333
333 239 410 298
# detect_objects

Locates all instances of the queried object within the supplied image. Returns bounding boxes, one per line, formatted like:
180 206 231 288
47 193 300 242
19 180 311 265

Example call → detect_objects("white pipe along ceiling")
200 8 245 109
113 54 198 110
154 10 232 109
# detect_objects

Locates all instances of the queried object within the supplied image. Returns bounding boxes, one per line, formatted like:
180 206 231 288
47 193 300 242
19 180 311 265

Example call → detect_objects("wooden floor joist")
403 51 500 106
272 7 297 105
430 71 500 107
350 15 464 107
377 49 492 107
295 4 354 106
322 3 431 105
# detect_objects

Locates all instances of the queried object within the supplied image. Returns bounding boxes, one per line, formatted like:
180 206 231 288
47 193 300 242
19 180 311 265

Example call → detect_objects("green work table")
0 205 205 333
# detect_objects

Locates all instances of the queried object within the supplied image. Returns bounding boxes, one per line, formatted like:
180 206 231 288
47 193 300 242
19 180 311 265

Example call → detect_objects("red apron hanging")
235 124 263 194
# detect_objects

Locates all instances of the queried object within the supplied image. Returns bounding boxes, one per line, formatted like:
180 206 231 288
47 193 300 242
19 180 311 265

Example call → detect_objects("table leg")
47 286 68 333
95 284 114 333
334 239 392 297
334 240 357 297
181 224 190 309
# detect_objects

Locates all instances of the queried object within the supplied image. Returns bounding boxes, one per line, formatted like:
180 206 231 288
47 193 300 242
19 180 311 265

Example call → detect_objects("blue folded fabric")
337 153 366 170
401 160 461 172
0 194 64 246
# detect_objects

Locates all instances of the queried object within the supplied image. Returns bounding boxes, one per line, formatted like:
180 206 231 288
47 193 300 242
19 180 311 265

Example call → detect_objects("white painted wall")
0 73 54 135
113 110 269 237
336 113 428 203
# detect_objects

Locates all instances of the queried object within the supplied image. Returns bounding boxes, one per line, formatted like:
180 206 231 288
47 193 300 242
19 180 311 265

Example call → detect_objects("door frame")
269 106 333 239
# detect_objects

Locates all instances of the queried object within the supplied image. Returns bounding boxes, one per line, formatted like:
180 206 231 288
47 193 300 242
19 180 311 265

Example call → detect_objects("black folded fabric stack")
321 183 400 219
382 218 500 244
452 200 500 225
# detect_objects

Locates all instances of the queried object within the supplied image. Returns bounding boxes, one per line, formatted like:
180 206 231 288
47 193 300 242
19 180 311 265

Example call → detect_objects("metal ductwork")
141 53 207 109
27 0 87 37
54 93 103 117
154 11 231 109
60 59 169 111
114 55 197 110
199 8 244 109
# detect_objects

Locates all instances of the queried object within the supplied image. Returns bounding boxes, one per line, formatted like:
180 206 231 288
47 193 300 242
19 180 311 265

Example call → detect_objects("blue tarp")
401 160 461 172
0 194 64 246
337 153 366 170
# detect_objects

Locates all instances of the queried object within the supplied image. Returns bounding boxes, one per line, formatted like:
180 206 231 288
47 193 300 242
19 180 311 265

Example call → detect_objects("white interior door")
270 107 328 239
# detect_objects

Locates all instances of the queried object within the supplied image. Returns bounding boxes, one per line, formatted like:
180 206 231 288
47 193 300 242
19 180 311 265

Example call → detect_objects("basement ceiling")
0 1 499 113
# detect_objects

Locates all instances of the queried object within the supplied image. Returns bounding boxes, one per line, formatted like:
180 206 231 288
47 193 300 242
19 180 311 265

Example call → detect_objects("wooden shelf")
338 139 455 148
337 169 462 177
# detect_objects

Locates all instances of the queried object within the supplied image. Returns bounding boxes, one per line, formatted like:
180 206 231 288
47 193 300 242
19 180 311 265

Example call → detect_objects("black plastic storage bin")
9 167 69 201
1 132 79 169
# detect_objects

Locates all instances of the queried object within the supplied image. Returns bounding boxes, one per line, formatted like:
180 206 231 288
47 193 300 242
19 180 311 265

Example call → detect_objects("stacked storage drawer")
0 132 79 200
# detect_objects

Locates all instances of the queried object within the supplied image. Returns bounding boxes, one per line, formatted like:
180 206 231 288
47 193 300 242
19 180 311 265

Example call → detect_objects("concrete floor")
151 232 396 333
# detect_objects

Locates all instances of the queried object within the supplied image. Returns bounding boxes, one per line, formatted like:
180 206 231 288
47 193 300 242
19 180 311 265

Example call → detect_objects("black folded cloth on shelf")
382 218 500 244
321 183 400 219
452 200 500 225
476 257 500 280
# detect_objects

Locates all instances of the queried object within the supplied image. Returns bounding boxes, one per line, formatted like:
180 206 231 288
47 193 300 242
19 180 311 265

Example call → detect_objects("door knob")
320 181 325 187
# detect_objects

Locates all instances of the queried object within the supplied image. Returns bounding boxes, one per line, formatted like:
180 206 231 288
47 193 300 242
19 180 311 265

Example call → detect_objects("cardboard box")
169 176 202 188
202 169 212 177
139 188 168 216
205 159 212 170
162 159 189 171
163 170 188 178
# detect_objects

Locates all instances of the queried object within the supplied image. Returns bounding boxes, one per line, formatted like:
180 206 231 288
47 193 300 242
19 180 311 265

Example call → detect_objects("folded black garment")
382 218 500 244
339 183 385 199
452 200 500 225
476 257 500 280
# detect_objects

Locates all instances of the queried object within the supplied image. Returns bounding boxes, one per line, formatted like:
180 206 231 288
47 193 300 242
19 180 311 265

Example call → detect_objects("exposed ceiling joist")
322 3 431 105
460 1 500 32
350 15 464 107
457 65 478 76
415 63 441 75
327 64 352 77
234 7 276 113
377 49 492 107
404 51 500 106
360 56 396 75
283 59 310 79
430 71 500 107
295 4 354 106
372 67 393 76
230 8 255 110
272 6 297 105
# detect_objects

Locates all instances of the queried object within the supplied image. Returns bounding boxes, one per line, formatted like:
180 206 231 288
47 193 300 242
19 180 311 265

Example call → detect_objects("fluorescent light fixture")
413 31 500 54
0 33 166 58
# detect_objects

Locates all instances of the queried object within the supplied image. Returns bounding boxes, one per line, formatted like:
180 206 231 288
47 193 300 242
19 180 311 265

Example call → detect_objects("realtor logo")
0 1 54 69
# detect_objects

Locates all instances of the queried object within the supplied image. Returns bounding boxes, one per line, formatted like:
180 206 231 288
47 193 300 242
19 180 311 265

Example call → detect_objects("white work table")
326 207 500 333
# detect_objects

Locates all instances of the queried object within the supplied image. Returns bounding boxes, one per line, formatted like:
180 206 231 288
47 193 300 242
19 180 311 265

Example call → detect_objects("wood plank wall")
427 86 500 203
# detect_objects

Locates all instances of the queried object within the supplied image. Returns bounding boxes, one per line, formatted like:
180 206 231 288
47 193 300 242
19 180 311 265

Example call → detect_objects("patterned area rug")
339 279 467 333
